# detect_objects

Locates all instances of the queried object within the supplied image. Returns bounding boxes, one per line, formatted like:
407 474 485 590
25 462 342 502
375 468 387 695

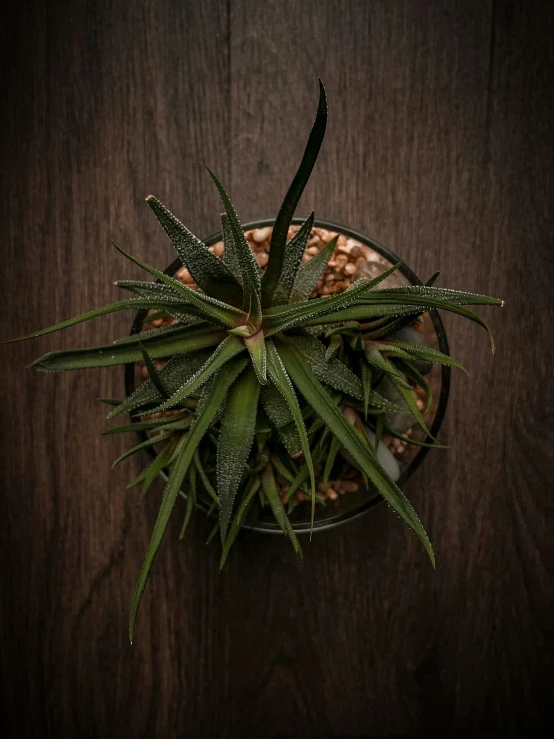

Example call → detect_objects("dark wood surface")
1 1 552 737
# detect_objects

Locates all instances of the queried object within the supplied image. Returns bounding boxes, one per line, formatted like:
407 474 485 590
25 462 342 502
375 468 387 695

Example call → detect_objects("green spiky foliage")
3 81 503 641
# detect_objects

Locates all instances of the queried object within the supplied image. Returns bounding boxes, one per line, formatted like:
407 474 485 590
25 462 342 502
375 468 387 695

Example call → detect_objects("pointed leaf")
205 169 262 324
129 356 248 642
290 333 363 400
264 264 401 336
260 383 302 456
145 335 246 414
112 242 243 328
179 464 197 539
108 351 212 419
290 235 338 303
266 340 316 524
4 298 188 346
262 80 327 307
276 337 435 565
383 340 467 373
272 212 314 306
30 321 224 372
260 464 301 554
244 331 267 384
221 213 242 283
146 195 242 305
217 365 261 540
364 344 411 389
220 477 261 569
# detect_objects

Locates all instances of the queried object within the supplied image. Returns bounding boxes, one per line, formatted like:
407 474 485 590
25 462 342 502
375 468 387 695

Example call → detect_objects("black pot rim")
125 217 451 535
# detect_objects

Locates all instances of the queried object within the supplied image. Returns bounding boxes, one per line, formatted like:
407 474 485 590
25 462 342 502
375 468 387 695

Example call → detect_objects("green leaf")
217 364 261 540
179 464 197 538
4 298 186 346
145 335 246 414
194 447 218 502
289 333 363 400
325 333 342 360
263 263 401 335
102 413 189 435
141 441 179 498
290 235 338 303
244 331 268 384
272 212 315 306
389 374 435 439
112 432 168 468
146 195 242 306
261 464 301 554
139 343 167 398
219 477 261 569
382 340 467 373
30 321 224 372
398 359 433 413
276 336 435 565
360 361 372 420
115 279 183 303
364 344 411 389
221 213 242 283
129 356 248 642
112 242 243 329
260 383 302 456
266 340 316 526
261 80 327 307
303 302 427 327
205 169 262 325
108 351 211 419
374 285 502 307
323 436 341 485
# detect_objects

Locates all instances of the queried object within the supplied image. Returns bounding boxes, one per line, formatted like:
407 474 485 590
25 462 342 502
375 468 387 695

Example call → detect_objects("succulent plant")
3 81 503 641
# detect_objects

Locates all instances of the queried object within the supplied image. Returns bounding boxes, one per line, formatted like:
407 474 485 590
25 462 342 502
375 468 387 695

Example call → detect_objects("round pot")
125 218 450 534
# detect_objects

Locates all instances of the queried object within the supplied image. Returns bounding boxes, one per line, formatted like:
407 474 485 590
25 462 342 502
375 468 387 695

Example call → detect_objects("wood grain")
1 1 553 737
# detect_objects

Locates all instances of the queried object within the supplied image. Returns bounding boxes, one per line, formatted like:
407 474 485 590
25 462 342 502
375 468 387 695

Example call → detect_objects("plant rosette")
126 219 451 536
3 81 503 641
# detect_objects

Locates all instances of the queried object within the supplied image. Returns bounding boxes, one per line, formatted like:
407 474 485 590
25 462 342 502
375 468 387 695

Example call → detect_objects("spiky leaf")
276 336 435 565
206 169 262 325
217 365 261 540
129 357 248 642
261 80 327 307
146 195 242 305
290 235 338 303
272 213 315 306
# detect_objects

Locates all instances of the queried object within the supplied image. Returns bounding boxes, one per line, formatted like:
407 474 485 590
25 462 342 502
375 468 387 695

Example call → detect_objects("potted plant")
3 81 502 641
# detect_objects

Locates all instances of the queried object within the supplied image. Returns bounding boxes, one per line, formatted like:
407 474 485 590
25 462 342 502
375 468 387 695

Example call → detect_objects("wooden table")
1 2 552 737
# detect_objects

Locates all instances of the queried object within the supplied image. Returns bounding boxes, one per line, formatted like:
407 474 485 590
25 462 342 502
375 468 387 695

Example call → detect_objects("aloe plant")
3 81 503 641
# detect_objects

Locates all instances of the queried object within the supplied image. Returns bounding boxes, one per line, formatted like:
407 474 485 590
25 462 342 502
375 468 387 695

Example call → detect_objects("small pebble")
306 245 318 256
326 488 339 500
177 266 192 282
255 251 269 267
253 227 272 243
211 241 224 257
344 263 357 275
